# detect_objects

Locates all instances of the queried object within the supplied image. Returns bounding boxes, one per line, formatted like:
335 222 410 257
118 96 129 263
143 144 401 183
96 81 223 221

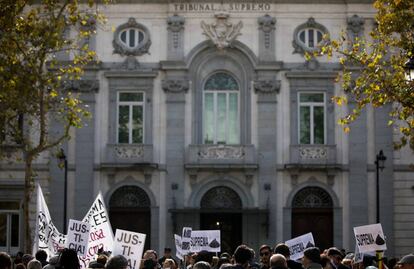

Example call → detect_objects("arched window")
201 186 242 209
203 73 239 144
109 185 150 208
292 186 333 208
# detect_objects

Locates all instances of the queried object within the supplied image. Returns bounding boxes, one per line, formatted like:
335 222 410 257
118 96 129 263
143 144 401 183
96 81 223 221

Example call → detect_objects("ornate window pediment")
293 18 329 54
113 18 151 56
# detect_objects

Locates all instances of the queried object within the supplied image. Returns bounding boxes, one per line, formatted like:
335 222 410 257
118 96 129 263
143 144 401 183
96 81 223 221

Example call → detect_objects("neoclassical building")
1 0 413 258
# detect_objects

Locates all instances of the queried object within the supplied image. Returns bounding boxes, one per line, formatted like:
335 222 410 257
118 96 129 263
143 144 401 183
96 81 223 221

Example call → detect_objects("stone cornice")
100 0 373 3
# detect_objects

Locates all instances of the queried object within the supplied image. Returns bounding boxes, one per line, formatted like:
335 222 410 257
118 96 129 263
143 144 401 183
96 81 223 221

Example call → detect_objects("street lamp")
57 148 68 232
375 150 386 224
405 57 414 81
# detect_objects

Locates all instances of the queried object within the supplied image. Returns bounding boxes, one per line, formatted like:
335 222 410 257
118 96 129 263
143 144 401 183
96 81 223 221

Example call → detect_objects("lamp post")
375 150 386 224
58 148 68 232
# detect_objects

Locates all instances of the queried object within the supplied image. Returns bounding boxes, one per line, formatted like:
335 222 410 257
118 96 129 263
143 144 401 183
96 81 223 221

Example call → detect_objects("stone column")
167 15 185 61
258 14 276 62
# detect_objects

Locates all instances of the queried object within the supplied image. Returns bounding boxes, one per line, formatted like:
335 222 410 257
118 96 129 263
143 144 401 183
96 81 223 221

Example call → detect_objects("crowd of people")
0 244 413 269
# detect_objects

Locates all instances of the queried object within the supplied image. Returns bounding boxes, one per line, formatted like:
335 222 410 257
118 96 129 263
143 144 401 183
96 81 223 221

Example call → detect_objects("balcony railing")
105 144 153 164
289 144 337 166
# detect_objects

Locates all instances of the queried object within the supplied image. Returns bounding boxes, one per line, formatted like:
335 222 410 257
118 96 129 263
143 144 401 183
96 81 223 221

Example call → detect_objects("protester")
162 259 176 269
15 264 25 269
233 245 254 269
27 260 42 269
13 252 24 269
273 243 303 269
0 253 12 269
302 247 322 269
97 255 109 267
56 249 80 269
397 254 414 269
320 255 333 269
259 245 272 269
43 256 59 269
143 250 160 269
193 262 211 269
159 248 177 268
35 251 48 268
105 255 128 269
327 248 347 269
22 255 34 267
269 254 287 269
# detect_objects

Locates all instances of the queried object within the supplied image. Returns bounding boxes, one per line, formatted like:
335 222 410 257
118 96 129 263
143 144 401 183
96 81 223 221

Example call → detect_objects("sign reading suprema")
172 3 271 12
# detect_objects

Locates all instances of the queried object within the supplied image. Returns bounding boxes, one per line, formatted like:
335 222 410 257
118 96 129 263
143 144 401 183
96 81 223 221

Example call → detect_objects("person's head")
22 255 34 266
97 255 108 267
35 250 48 263
320 255 333 269
193 261 211 269
234 245 254 268
163 259 176 269
0 252 12 269
143 250 159 269
105 255 128 269
58 248 80 269
302 247 321 268
327 248 344 266
27 260 42 269
195 251 213 265
270 254 287 269
273 244 290 260
397 254 414 269
259 245 272 266
164 248 172 258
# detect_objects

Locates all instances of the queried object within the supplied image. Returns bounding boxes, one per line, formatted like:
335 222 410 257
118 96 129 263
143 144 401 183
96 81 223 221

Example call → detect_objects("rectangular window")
117 92 144 144
203 91 239 144
0 201 20 252
299 92 325 144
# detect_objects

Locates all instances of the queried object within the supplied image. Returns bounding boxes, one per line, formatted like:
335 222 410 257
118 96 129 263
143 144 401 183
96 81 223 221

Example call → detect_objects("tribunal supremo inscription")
172 3 272 12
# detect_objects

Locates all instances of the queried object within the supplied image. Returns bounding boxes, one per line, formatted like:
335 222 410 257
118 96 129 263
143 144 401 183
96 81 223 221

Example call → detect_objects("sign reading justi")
172 3 271 12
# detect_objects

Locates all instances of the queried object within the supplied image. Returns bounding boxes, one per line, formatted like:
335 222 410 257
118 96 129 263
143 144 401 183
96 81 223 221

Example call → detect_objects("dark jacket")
287 260 303 269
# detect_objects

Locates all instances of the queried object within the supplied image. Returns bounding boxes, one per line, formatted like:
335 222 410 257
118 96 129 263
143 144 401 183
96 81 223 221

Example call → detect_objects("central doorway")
291 186 333 251
200 186 243 254
109 185 151 250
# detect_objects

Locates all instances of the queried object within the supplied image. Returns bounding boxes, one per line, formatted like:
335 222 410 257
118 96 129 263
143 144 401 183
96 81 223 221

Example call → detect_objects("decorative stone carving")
113 17 151 56
200 186 242 209
198 145 245 159
291 174 298 186
201 11 243 49
167 15 185 49
299 146 328 160
258 15 276 49
245 174 253 187
63 79 99 92
264 183 271 191
347 15 364 36
162 79 189 93
114 145 144 159
253 79 281 94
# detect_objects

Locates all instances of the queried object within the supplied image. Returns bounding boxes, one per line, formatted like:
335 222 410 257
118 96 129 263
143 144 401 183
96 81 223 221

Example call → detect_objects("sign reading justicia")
171 3 272 12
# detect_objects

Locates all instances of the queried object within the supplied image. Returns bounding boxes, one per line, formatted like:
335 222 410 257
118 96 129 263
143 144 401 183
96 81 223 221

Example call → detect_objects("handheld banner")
113 229 146 269
354 242 364 264
66 219 91 257
79 193 114 269
190 230 221 252
174 234 184 260
354 224 387 253
181 227 192 255
32 184 66 257
285 232 315 261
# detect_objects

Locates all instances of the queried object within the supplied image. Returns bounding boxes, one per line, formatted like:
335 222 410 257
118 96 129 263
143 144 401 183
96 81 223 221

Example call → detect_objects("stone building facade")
1 0 414 258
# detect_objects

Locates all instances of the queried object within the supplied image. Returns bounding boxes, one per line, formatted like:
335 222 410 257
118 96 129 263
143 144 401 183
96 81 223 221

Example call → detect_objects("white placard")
181 227 192 255
32 184 66 257
285 232 315 261
174 234 184 260
79 193 114 269
354 242 364 264
66 219 90 257
113 229 146 269
354 224 387 253
190 230 221 252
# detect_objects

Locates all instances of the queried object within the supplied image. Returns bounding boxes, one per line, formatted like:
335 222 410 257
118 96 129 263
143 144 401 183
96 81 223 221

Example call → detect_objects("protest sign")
181 227 192 255
113 229 146 269
354 242 364 264
354 224 387 253
66 219 91 257
79 193 114 269
174 234 184 260
190 230 221 252
285 232 315 261
32 184 66 257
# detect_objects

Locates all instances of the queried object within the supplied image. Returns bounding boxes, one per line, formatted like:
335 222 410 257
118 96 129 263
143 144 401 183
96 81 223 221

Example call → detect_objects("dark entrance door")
200 186 243 254
109 185 151 250
291 186 334 251
292 208 333 251
200 212 242 254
